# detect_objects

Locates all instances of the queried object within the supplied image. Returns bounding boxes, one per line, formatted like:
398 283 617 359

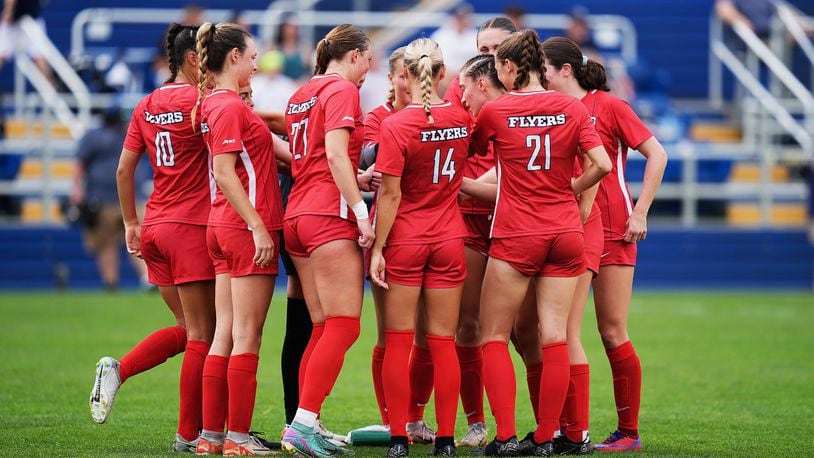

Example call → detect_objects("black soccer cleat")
552 435 593 455
433 443 456 456
478 436 520 456
387 443 409 457
248 430 281 450
526 440 554 456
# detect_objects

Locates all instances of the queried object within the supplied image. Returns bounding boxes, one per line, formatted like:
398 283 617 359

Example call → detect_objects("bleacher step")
4 118 73 139
726 203 808 226
690 122 742 143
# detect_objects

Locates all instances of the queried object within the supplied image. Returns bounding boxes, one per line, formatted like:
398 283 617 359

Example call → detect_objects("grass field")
1 290 812 456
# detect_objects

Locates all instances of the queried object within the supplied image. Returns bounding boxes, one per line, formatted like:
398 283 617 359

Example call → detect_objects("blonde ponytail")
403 38 443 124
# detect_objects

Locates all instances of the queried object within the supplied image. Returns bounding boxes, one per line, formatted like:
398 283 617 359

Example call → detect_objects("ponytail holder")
420 54 429 59
322 38 330 47
582 55 589 65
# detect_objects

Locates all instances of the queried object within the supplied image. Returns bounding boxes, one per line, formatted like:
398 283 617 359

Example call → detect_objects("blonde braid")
515 31 534 90
191 22 214 131
418 55 435 124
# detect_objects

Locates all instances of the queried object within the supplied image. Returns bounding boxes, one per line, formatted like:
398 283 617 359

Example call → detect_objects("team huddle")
88 14 667 458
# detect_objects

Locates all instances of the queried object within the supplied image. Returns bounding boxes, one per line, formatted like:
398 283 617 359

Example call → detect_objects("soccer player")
192 22 285 456
442 17 516 448
280 24 373 458
90 23 215 453
542 36 668 452
470 29 611 456
369 37 471 458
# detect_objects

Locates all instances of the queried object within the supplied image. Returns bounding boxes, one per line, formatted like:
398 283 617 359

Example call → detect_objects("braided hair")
164 23 199 84
496 29 546 91
461 54 505 91
403 38 444 124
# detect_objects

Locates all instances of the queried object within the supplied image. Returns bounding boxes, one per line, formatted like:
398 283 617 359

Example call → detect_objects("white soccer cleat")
456 421 488 447
406 420 436 445
89 356 121 424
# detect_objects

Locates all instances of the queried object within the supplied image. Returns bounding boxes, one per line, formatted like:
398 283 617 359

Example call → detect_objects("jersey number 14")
433 148 456 184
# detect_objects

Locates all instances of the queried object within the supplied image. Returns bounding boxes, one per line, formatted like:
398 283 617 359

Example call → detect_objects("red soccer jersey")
376 102 470 245
201 88 283 231
123 82 210 226
574 156 602 225
445 76 495 215
363 102 395 147
285 74 365 221
581 90 653 241
470 90 603 238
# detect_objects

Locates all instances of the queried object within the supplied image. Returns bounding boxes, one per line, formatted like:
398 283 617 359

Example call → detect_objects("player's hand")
357 217 375 249
125 224 142 258
357 165 382 192
252 227 275 267
369 248 388 290
624 211 647 243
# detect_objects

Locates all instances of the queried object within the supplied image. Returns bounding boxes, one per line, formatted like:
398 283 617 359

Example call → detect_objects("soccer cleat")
477 436 520 456
223 435 277 456
524 440 554 456
406 420 436 445
387 443 409 457
433 444 456 456
195 436 224 455
553 435 593 455
317 420 350 448
594 431 640 452
89 356 122 424
281 421 335 457
517 432 534 455
173 434 199 453
457 422 488 447
250 431 282 451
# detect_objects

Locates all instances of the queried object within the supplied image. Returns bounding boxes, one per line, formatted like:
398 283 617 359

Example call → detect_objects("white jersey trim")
340 195 348 219
617 139 633 216
239 144 258 229
489 159 502 239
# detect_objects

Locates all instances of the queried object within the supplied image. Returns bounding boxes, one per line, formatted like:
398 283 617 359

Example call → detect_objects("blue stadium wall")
0 227 811 290
3 0 812 97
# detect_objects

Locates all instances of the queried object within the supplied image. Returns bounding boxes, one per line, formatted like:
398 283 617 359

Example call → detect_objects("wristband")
351 200 369 220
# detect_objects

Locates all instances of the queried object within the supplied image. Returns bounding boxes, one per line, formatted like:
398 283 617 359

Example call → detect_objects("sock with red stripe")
408 344 434 422
457 345 485 425
227 353 259 435
202 354 229 433
383 330 414 438
371 345 389 425
525 362 542 424
563 364 590 443
177 340 209 441
119 325 186 382
607 341 641 438
427 335 460 437
482 341 516 441
299 316 361 413
533 342 570 444
298 323 324 397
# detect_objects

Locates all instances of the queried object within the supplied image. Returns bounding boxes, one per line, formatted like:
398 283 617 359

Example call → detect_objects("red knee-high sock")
119 325 186 382
299 317 361 413
383 331 414 438
408 344 434 423
202 354 229 433
227 353 259 435
178 340 209 441
563 364 590 443
482 341 516 441
607 341 641 438
533 342 570 444
457 345 484 425
372 345 389 425
298 323 324 397
525 362 542 424
427 335 460 437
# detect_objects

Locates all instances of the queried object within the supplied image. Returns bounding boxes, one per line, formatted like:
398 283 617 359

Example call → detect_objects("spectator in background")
71 108 149 290
431 3 478 93
715 0 813 40
152 3 205 87
359 50 390 113
251 49 299 114
275 14 309 82
0 0 51 78
504 4 527 31
565 6 598 58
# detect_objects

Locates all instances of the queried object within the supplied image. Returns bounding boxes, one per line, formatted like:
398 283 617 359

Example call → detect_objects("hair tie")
322 38 330 47
582 55 589 65
420 54 429 59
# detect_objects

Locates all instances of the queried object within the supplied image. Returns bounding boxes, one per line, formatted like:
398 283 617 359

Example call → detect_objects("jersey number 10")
526 134 551 171
155 132 175 167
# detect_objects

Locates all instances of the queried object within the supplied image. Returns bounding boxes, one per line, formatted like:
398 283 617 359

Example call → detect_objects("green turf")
0 290 812 456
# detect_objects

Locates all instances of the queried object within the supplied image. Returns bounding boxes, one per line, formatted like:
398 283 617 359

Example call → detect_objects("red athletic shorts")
463 213 492 256
140 223 214 286
490 232 585 277
599 239 637 267
207 226 280 277
284 215 358 258
384 238 467 288
583 215 604 277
